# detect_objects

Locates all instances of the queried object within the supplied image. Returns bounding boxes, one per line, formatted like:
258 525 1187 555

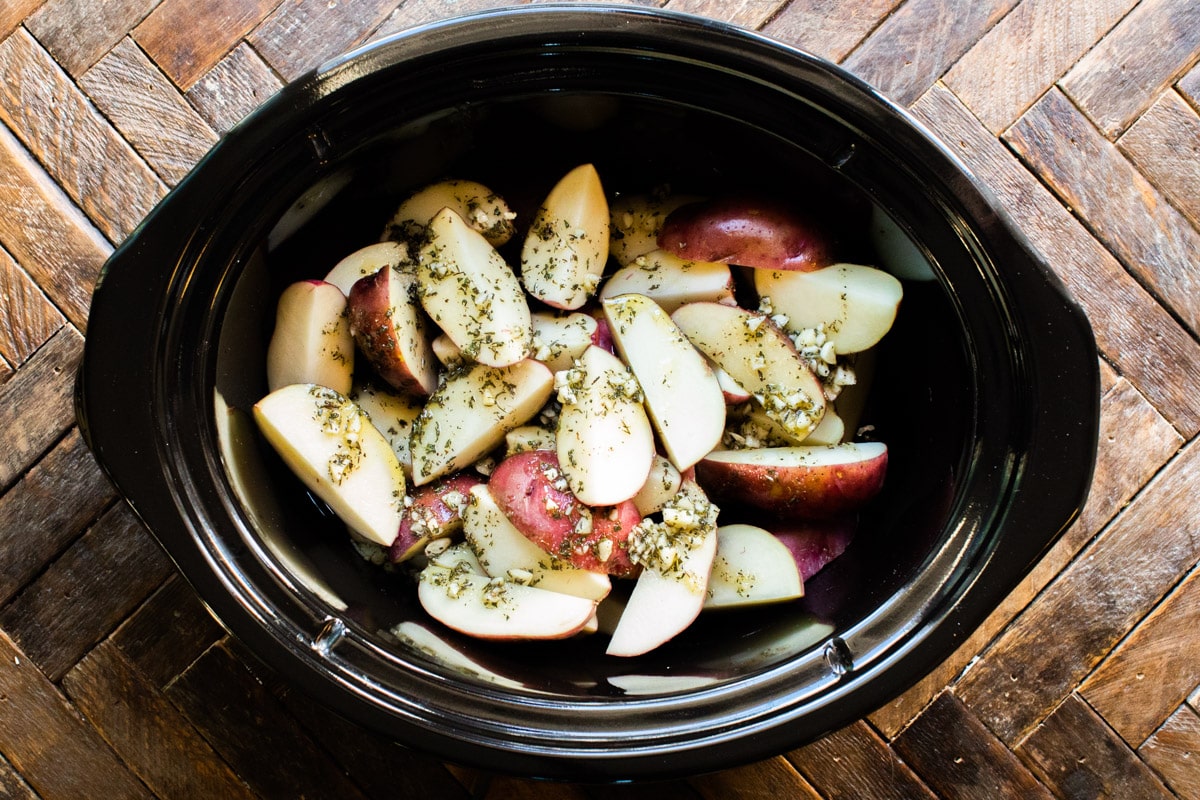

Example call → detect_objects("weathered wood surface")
0 1 1198 797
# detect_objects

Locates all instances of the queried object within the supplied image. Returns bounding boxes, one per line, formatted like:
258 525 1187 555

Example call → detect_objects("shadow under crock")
76 4 1099 782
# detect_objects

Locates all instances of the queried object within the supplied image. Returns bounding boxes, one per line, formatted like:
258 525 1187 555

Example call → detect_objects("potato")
658 195 832 272
521 164 610 310
608 192 702 265
389 472 484 563
383 178 517 247
347 267 438 396
266 280 354 395
695 442 887 518
488 450 642 578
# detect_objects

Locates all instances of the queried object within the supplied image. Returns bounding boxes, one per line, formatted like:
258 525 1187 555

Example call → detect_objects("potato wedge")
521 164 609 310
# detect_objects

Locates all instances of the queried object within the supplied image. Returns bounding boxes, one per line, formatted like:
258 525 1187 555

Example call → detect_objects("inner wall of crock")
214 92 970 695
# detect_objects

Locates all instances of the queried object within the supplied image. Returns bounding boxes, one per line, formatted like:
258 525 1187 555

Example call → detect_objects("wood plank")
0 28 165 243
275 683 471 800
942 0 1137 133
475 775 591 800
1139 705 1200 799
0 502 172 681
186 41 283 136
762 0 902 64
586 780 702 800
1059 0 1200 139
111 575 224 690
0 244 65 367
909 82 1200 437
1179 59 1200 109
24 0 161 77
869 375 1181 738
0 117 111 330
955 435 1200 746
0 429 116 606
166 640 372 800
891 692 1053 799
660 0 786 29
374 1 532 38
1118 88 1200 230
133 0 282 91
1005 87 1200 338
0 1 46 40
0 326 84 490
1015 694 1172 798
62 640 259 800
841 0 1018 107
1079 565 1200 746
787 720 937 798
247 0 399 83
0 752 40 800
79 37 217 187
0 631 153 800
688 757 821 799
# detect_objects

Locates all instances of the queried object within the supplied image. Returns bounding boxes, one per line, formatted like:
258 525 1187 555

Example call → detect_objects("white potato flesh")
530 311 598 372
804 406 845 445
704 524 804 609
324 241 410 296
350 382 423 476
410 360 554 486
253 384 405 546
607 482 719 657
672 302 825 442
418 564 597 640
599 249 734 312
384 179 517 247
463 485 611 601
266 280 354 395
427 541 487 573
555 345 655 506
431 333 463 368
521 164 610 310
755 263 903 354
504 424 556 457
632 455 682 516
418 207 532 367
603 293 725 470
608 193 702 265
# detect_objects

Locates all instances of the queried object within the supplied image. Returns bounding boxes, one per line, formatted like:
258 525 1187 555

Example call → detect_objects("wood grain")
0 27 166 243
1005 87 1200 338
1139 705 1200 798
910 82 1200 437
787 720 937 799
0 244 65 367
762 0 901 63
1179 60 1200 108
1118 88 1200 229
942 0 1137 133
24 0 160 77
661 0 786 29
1015 694 1173 798
79 37 218 187
186 41 283 135
133 0 281 90
1058 0 1200 139
110 575 225 690
0 0 46 41
247 0 397 82
689 757 821 799
841 0 1018 106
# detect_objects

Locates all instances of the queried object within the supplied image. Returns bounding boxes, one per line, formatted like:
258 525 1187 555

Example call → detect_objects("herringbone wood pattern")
1 1 1198 797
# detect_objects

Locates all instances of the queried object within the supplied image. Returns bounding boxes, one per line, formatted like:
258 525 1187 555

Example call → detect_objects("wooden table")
2 1 1198 797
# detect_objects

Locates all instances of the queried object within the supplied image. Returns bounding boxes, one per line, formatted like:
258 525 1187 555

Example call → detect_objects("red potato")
658 195 833 272
348 266 438 396
695 442 887 518
389 472 484 563
266 280 354 395
768 516 857 581
488 450 642 578
590 314 615 354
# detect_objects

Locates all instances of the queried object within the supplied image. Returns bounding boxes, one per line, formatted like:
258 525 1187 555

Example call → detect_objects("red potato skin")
488 450 642 578
389 473 484 562
765 516 856 581
590 314 615 355
347 267 435 396
694 449 887 519
658 196 832 272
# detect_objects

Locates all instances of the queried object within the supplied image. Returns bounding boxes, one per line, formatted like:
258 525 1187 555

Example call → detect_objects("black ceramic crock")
76 4 1099 782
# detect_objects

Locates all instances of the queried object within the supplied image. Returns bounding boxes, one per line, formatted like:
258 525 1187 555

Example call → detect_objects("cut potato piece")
418 207 532 367
463 485 611 601
755 263 903 354
608 192 701 265
348 266 438 396
530 311 598 372
521 164 609 310
389 473 482 563
632 455 682 516
603 293 725 470
504 425 556 457
384 179 516 247
325 241 410 296
266 280 354 395
410 360 554 486
418 565 597 640
253 384 405 546
554 345 654 506
350 382 423 475
599 249 735 312
704 524 804 609
696 442 887 518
